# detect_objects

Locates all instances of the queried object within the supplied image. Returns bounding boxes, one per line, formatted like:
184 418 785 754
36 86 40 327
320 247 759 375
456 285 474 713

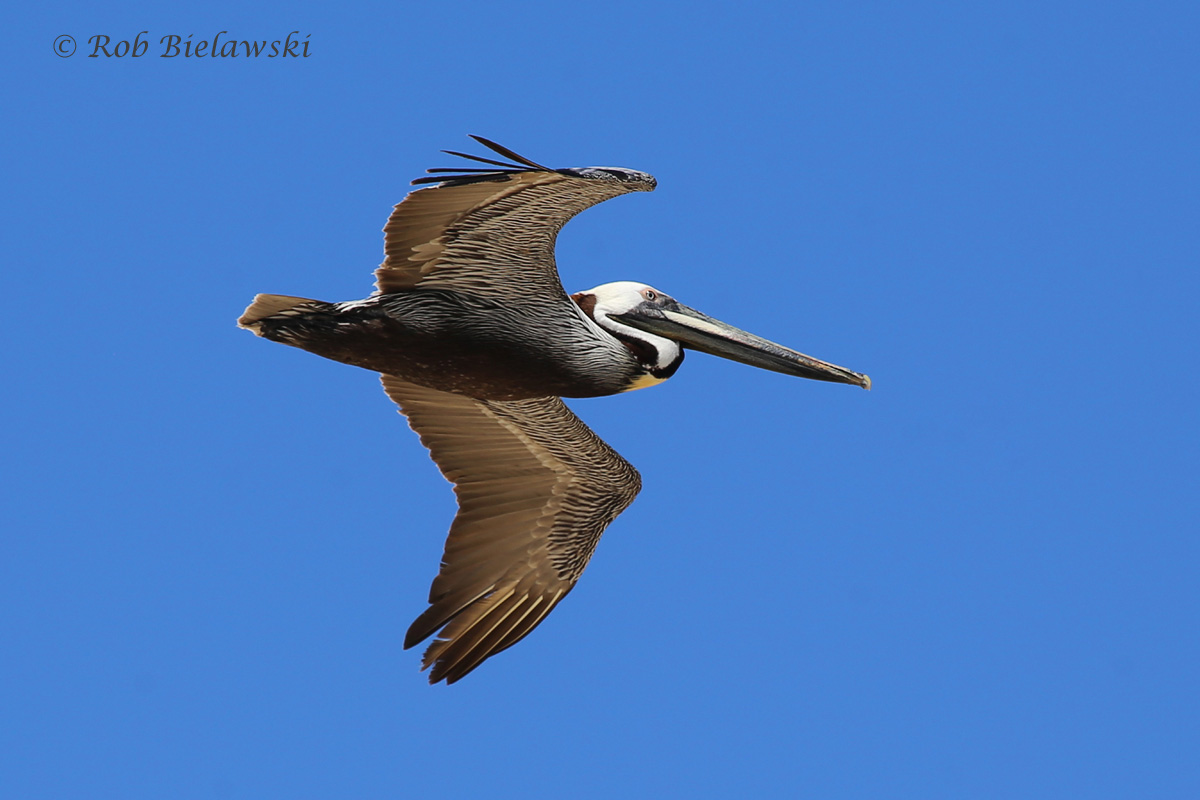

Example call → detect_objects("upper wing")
381 375 642 684
375 136 656 298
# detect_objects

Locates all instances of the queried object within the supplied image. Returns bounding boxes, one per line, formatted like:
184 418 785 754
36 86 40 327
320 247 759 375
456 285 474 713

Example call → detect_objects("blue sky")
5 1 1198 797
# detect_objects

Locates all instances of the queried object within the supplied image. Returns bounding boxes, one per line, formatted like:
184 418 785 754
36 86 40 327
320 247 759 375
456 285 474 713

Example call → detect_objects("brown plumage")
239 136 870 684
376 139 654 297
241 138 657 683
382 377 640 684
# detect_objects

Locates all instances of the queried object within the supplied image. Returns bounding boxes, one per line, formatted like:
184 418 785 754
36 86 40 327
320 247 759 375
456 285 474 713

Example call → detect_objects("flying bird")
239 136 870 684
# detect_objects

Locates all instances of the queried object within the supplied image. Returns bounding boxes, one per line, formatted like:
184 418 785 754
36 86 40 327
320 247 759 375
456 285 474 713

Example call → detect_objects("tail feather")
238 294 322 334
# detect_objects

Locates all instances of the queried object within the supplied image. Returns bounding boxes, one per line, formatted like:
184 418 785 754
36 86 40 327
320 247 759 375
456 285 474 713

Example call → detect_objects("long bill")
611 303 871 389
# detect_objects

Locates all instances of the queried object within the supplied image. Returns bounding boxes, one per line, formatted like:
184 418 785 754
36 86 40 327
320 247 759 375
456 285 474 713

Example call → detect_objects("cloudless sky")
5 2 1198 798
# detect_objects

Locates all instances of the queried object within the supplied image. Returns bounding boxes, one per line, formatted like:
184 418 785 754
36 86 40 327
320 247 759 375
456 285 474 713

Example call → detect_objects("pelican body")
239 137 869 684
247 288 638 400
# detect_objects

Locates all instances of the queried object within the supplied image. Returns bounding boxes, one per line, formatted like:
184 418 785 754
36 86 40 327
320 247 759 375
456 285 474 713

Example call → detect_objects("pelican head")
577 281 871 390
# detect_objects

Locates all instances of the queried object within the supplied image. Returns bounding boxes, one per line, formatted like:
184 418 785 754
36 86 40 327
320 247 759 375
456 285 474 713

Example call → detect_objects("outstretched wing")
381 375 642 684
375 136 656 299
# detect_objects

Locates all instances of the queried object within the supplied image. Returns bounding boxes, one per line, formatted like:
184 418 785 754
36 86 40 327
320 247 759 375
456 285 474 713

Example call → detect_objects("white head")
573 281 684 377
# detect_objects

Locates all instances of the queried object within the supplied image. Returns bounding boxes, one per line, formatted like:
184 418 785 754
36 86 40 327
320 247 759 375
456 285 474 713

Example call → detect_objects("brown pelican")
239 137 870 684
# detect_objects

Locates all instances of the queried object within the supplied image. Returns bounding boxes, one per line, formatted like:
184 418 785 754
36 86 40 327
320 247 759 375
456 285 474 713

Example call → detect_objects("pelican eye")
643 290 658 302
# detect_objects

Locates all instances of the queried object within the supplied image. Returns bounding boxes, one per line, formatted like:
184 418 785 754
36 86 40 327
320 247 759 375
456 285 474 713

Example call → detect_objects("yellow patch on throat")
622 372 668 392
